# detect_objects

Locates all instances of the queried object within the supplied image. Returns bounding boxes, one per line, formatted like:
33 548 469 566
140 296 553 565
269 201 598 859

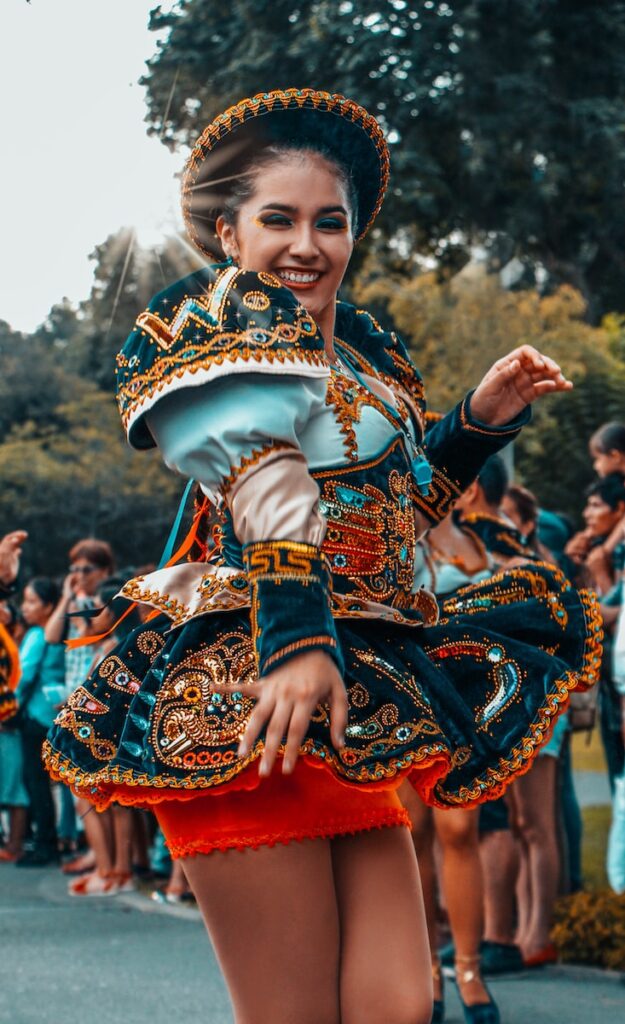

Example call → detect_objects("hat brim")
182 89 390 258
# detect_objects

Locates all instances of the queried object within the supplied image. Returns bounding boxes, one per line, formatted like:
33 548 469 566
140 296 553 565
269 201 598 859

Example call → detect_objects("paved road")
1 865 624 1024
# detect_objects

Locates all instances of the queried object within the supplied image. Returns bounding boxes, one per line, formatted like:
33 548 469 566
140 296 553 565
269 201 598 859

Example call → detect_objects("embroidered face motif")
216 153 354 341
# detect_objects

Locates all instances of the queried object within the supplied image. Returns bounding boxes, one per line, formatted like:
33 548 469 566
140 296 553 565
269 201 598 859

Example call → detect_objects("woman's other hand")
564 530 593 566
470 345 572 426
215 650 348 777
0 530 27 586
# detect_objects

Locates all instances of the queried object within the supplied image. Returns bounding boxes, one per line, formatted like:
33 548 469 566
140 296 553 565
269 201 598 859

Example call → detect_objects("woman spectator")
68 577 143 896
0 603 28 862
567 475 625 790
590 422 625 479
16 578 65 867
501 484 557 564
45 538 115 870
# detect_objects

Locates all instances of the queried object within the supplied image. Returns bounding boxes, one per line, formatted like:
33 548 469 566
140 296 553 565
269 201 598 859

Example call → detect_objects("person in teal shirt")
17 578 65 867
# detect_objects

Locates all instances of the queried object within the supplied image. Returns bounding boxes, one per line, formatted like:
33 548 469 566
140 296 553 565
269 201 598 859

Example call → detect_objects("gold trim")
182 88 390 252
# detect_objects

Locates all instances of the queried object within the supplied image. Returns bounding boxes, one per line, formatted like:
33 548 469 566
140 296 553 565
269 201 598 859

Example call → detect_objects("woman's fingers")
329 682 349 751
282 702 317 774
237 695 274 758
259 702 293 777
212 679 261 696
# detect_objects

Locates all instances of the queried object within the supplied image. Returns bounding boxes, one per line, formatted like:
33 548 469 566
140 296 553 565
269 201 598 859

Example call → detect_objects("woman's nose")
288 224 320 259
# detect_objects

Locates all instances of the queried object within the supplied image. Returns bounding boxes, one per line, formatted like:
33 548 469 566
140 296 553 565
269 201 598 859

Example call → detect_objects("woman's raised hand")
0 530 27 586
470 345 572 427
214 649 348 777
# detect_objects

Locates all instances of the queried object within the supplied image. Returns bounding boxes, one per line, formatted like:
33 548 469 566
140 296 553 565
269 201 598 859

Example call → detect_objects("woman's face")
590 444 625 478
582 494 624 537
21 586 53 627
217 153 354 336
500 495 527 535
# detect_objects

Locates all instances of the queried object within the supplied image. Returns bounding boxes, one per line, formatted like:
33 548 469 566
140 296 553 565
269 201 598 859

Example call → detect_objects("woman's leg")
559 735 582 892
399 781 441 1001
331 825 432 1024
111 806 133 877
433 807 491 1006
7 806 27 857
77 800 114 875
510 756 560 957
480 826 520 945
182 838 341 1024
20 719 57 853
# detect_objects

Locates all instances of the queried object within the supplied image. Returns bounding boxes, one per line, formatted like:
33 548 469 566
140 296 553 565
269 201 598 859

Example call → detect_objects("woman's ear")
216 215 239 262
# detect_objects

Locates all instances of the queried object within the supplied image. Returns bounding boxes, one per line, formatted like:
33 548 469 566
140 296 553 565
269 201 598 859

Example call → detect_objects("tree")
63 230 203 389
0 388 183 578
142 0 625 318
0 232 202 577
353 263 625 518
0 320 81 443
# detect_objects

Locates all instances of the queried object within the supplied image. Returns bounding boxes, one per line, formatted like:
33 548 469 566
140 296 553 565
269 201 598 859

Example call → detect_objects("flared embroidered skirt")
44 564 601 855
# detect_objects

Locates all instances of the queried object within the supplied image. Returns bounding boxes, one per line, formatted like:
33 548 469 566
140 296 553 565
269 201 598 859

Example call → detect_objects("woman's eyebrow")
258 203 348 215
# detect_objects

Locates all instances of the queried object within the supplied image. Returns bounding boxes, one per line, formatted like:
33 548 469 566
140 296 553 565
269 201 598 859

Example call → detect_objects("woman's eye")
316 218 347 231
260 213 292 227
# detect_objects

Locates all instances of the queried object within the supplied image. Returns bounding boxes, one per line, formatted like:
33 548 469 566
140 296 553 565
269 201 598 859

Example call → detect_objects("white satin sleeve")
146 375 327 546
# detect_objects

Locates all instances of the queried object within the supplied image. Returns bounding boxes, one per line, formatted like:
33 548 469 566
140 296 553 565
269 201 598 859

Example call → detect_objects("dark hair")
585 472 625 509
590 422 625 456
220 143 359 233
505 484 538 526
68 539 115 573
26 577 61 608
477 455 509 508
96 573 143 640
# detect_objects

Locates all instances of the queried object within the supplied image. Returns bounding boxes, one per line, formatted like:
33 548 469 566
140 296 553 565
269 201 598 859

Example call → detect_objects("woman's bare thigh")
331 825 433 1024
182 838 340 1024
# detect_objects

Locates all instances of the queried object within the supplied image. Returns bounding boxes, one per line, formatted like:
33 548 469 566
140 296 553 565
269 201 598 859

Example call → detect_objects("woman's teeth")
277 270 320 284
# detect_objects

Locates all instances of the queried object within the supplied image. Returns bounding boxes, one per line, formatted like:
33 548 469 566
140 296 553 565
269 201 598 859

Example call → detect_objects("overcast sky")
1 0 184 332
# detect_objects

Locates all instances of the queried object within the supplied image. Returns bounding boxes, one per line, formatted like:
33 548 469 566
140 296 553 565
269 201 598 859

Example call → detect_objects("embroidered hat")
181 88 390 258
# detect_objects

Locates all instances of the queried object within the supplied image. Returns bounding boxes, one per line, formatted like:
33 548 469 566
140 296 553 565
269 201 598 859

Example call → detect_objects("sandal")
61 851 96 876
455 956 500 1024
68 870 119 897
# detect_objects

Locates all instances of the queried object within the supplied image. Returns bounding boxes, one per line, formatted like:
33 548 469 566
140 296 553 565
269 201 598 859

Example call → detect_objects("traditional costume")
0 609 19 724
44 89 601 857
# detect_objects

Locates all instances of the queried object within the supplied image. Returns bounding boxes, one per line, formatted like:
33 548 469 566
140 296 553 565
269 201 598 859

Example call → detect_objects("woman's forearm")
44 596 71 644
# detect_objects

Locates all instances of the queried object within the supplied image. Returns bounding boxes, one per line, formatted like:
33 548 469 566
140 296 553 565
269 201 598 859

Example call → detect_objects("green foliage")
352 263 625 518
0 388 182 579
0 231 199 577
553 889 625 970
142 0 625 318
63 230 202 389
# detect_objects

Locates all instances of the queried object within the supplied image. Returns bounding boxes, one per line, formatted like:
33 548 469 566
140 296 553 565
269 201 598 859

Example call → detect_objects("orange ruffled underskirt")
155 759 411 857
103 754 453 857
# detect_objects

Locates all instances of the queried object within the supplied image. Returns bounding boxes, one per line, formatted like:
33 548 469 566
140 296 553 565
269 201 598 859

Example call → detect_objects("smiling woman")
216 148 354 348
44 88 600 1024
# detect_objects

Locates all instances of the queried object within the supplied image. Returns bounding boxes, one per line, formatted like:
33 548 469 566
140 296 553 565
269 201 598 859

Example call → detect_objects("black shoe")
431 997 445 1024
16 847 60 868
481 941 523 975
440 940 523 975
455 959 500 1024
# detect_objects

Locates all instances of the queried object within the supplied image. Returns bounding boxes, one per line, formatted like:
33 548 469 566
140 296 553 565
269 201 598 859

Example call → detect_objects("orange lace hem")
163 808 412 858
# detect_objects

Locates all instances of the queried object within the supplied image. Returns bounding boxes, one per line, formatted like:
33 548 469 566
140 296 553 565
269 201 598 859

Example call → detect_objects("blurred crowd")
0 538 191 903
1 419 624 948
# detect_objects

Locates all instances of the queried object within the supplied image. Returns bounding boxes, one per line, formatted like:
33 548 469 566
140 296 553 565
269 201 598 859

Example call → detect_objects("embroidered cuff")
416 393 531 524
243 540 343 676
